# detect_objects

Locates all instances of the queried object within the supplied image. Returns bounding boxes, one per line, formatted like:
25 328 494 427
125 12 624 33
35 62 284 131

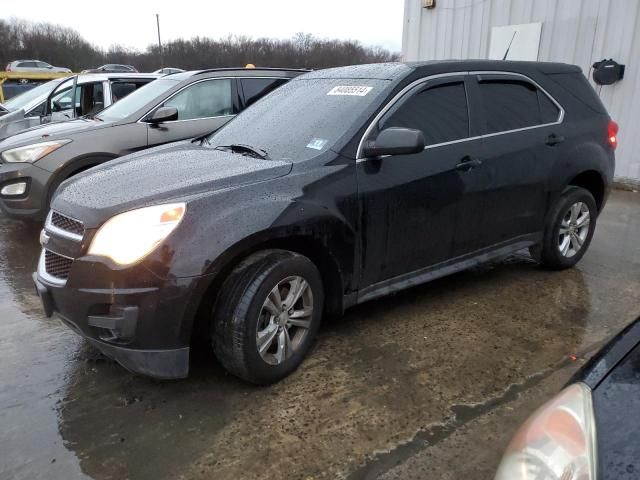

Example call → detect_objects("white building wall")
402 0 640 183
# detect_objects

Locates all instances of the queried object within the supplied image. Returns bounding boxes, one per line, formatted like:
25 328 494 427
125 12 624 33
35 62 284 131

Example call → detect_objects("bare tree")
0 18 400 72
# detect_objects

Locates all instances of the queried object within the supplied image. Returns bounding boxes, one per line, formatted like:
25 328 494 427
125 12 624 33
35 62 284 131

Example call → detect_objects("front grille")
50 211 84 237
44 250 73 280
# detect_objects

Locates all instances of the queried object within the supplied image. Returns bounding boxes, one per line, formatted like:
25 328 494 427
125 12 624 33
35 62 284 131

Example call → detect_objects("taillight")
608 120 619 149
5 64 11 72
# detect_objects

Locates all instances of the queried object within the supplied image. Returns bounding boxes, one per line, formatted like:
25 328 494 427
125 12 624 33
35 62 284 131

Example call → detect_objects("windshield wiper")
83 113 103 121
215 144 269 160
192 133 210 145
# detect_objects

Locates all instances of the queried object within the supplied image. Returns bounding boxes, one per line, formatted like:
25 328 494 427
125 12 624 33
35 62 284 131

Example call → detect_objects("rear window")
478 79 560 134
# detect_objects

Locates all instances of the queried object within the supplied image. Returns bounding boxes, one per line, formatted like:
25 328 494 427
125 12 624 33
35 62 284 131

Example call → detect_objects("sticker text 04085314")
327 86 373 96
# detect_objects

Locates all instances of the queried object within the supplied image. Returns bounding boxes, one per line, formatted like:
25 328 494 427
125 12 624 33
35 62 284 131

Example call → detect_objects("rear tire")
212 249 324 385
536 186 597 270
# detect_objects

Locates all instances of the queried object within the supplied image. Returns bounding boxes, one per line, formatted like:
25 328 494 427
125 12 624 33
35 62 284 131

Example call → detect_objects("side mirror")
147 106 178 124
363 127 425 158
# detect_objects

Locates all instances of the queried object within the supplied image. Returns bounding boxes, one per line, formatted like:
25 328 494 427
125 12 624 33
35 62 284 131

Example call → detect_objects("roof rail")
192 67 311 76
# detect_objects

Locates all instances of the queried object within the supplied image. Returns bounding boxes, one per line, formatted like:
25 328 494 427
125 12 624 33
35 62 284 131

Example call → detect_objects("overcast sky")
2 0 404 52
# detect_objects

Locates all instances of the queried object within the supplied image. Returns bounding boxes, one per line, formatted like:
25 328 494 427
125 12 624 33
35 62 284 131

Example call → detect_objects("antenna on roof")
502 31 517 61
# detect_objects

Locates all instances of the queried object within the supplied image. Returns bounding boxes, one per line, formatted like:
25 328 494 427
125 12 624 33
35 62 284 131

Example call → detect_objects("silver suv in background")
5 60 71 73
0 73 159 140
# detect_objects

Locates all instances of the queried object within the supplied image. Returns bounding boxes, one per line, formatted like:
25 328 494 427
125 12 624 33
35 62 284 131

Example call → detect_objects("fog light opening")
1 181 27 196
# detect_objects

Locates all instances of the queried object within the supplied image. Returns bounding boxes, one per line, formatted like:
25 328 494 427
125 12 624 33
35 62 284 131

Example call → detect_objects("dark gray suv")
0 68 304 220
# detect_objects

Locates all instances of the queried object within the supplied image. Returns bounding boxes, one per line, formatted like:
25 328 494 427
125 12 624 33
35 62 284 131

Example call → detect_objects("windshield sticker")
307 138 328 150
327 86 373 96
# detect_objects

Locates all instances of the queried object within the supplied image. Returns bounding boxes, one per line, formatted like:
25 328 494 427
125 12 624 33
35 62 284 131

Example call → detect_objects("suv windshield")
96 78 178 122
207 78 390 161
3 79 64 112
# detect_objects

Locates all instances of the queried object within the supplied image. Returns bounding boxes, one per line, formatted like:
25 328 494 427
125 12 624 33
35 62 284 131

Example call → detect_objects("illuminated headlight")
1 140 71 163
88 203 186 266
495 383 597 480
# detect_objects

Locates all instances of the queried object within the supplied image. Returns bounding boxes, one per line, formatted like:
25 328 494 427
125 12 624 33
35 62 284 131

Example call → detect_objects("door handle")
546 133 565 146
455 156 483 171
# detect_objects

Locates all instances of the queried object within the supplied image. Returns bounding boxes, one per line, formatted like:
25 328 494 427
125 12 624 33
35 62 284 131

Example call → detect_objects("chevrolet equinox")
33 61 616 384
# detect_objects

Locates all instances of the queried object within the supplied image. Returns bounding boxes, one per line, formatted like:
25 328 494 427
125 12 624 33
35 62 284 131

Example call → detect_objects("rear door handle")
546 133 566 146
455 156 483 171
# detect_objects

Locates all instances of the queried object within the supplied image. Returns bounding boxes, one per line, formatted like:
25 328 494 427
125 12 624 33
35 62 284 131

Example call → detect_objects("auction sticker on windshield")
306 138 328 150
327 86 373 96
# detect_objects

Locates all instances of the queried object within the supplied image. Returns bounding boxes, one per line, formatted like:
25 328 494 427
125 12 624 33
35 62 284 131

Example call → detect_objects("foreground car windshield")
207 78 389 161
96 78 178 121
2 79 63 111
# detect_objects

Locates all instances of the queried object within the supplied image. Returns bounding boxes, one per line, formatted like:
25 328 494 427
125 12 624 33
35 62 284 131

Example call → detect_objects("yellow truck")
0 72 74 103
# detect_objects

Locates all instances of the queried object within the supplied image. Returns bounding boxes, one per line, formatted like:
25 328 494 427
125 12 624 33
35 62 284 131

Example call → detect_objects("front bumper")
0 162 50 219
33 256 205 379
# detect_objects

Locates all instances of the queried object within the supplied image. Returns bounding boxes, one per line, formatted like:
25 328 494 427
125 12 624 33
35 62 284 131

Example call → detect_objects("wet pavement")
1 189 639 480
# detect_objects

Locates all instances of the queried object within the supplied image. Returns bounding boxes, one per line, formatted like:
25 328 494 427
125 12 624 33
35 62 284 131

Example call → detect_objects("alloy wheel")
256 275 314 365
558 201 590 258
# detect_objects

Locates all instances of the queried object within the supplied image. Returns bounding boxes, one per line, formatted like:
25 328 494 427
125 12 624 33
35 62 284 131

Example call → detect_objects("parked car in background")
495 315 640 480
0 73 159 140
32 60 615 383
82 64 138 74
5 60 71 73
154 67 185 75
0 68 303 219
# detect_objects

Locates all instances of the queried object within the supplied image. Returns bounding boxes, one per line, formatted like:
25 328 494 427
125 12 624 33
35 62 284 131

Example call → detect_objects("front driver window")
163 79 234 121
381 81 470 146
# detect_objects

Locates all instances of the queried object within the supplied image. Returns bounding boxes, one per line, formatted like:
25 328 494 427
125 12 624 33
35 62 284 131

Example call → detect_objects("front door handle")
455 156 483 172
546 133 566 146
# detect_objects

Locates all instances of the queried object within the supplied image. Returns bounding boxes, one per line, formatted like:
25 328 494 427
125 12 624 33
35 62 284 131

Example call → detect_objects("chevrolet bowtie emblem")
39 229 50 246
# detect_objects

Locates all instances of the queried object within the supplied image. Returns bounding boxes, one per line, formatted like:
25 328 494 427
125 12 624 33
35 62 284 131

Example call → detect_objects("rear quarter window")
545 72 608 115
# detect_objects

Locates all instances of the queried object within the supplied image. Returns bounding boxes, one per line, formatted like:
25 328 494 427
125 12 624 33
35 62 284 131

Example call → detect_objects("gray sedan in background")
0 68 304 219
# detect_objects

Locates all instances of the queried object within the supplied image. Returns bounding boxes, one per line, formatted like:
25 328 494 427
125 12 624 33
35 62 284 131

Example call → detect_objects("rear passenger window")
382 81 469 146
241 78 288 107
478 79 559 134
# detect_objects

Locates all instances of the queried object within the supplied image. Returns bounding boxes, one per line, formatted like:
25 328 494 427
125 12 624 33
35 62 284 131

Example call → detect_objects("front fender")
154 195 356 283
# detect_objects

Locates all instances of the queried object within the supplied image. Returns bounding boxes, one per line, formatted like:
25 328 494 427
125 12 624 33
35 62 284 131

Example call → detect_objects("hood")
0 117 111 150
52 141 293 227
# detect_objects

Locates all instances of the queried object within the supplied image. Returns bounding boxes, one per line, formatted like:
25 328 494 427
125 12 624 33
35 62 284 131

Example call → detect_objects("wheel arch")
566 169 606 212
188 228 350 348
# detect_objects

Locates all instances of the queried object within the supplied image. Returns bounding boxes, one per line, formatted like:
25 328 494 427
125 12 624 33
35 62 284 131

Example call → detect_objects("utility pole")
156 14 163 68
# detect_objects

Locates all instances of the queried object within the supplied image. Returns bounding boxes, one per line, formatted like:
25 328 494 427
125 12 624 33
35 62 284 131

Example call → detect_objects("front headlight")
1 140 72 163
88 203 186 266
495 383 597 480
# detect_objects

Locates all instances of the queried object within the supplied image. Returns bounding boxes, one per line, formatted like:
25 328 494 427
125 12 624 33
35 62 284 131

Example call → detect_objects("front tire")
212 250 324 385
536 186 597 270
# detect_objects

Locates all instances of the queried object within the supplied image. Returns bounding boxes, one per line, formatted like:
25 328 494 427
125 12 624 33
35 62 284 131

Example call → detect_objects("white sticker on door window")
327 86 373 96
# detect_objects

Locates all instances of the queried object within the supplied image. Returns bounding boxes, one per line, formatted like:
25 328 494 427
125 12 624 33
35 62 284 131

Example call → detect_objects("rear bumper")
32 262 205 379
